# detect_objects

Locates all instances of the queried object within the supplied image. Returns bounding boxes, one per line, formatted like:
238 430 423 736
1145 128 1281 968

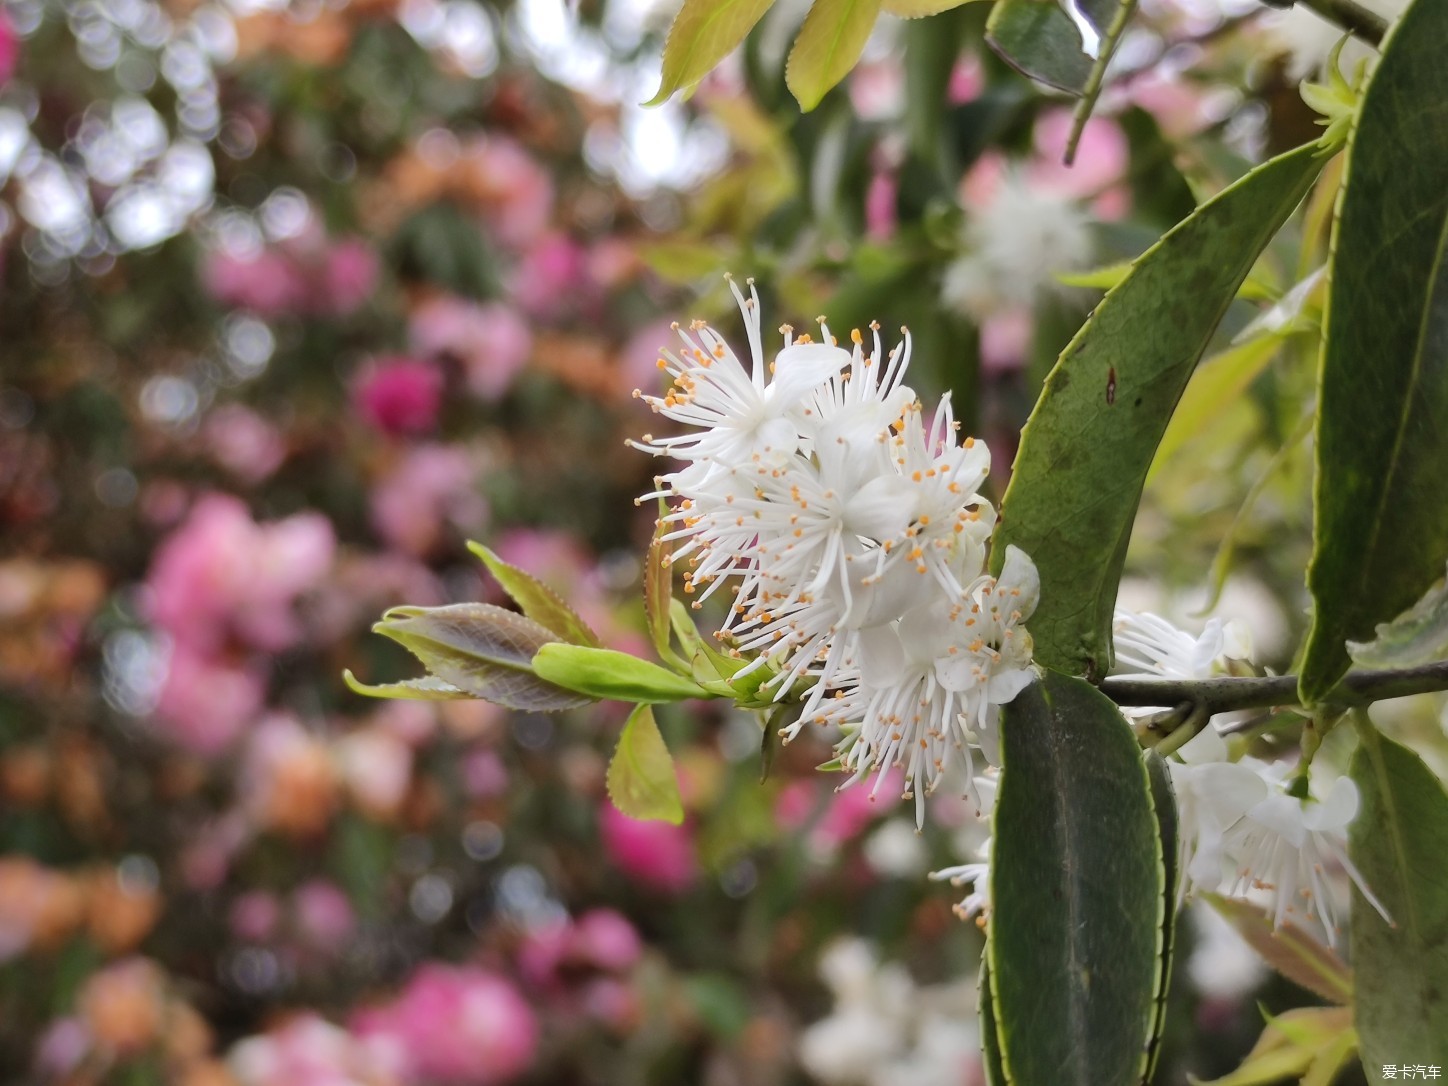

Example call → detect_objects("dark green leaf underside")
989 671 1162 1086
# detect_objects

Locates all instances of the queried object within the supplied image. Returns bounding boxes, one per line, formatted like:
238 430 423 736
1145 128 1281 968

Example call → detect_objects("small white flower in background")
798 938 979 1086
863 819 929 879
634 279 1039 829
1266 0 1407 80
940 172 1093 321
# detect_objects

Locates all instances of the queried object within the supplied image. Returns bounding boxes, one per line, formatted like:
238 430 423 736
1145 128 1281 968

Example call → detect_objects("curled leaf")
467 541 600 647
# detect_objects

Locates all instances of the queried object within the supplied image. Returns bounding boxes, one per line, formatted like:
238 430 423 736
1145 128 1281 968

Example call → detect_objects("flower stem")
1283 0 1387 47
1100 659 1448 714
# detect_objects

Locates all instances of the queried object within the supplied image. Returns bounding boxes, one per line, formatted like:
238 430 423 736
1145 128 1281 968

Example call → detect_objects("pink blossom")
145 493 334 654
462 748 508 799
864 170 898 241
409 296 533 402
317 238 380 317
0 11 20 87
849 59 904 121
229 1014 389 1086
980 310 1033 376
204 249 310 317
336 726 414 818
579 977 639 1032
619 318 679 405
352 965 539 1085
153 644 266 754
352 356 445 435
511 233 587 320
572 908 642 972
204 404 287 484
292 880 356 953
369 444 486 556
775 775 894 856
948 54 985 105
598 804 697 894
33 1018 89 1080
230 890 283 943
469 137 553 250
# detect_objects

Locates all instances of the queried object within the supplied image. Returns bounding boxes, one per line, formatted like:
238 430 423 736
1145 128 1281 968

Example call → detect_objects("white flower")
1111 608 1252 720
940 172 1093 320
863 819 930 879
1187 902 1267 1001
791 547 1038 826
1224 775 1389 946
930 837 992 924
1166 726 1269 897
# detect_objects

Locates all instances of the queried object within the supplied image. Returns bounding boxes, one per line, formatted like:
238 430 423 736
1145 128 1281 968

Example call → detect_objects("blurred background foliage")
0 0 1433 1081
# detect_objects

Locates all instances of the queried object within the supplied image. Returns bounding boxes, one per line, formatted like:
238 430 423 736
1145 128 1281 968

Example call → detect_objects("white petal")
771 343 849 403
857 623 908 687
986 666 1035 705
1304 776 1359 832
997 545 1040 619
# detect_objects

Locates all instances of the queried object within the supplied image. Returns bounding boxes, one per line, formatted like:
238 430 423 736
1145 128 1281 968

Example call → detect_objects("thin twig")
1100 660 1448 714
1286 0 1386 47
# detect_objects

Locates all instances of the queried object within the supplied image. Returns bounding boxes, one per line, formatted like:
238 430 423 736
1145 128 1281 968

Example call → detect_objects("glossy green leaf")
647 0 777 106
1299 0 1448 702
1147 334 1284 480
989 671 1162 1086
1349 723 1448 1076
532 643 713 703
1144 751 1179 1081
342 670 471 701
468 542 601 648
1203 894 1353 1004
606 704 685 824
1348 562 1448 668
985 0 1115 94
990 142 1322 679
785 0 883 112
373 604 594 712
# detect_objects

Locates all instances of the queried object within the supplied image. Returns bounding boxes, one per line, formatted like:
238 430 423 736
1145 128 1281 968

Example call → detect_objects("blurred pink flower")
572 908 642 972
0 11 20 87
511 233 587 320
410 296 533 402
230 890 283 943
865 171 898 241
146 493 334 655
318 238 380 317
229 1013 391 1086
369 444 486 556
849 59 904 121
352 356 445 436
336 726 414 819
619 318 678 404
1030 109 1131 220
241 714 339 837
775 775 894 857
462 748 508 799
204 405 288 484
948 54 985 105
579 976 639 1032
33 1018 89 1080
470 137 553 250
352 964 538 1085
153 644 266 755
980 310 1033 376
598 804 697 894
203 249 310 317
292 880 356 953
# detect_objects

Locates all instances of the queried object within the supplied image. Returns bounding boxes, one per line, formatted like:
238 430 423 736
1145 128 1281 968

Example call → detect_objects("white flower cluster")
797 938 979 1086
633 279 1039 825
1114 609 1387 945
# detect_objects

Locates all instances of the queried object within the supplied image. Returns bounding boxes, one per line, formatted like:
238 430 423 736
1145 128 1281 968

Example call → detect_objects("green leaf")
1148 334 1284 480
785 0 883 111
1144 752 1179 1082
467 542 601 648
1299 0 1448 703
1196 1006 1354 1086
979 955 1009 1086
989 671 1162 1086
1203 894 1353 1004
990 142 1323 678
882 0 981 17
532 643 714 703
647 0 777 105
606 704 685 823
1348 561 1448 668
373 604 595 712
342 670 471 701
1349 723 1448 1076
985 0 1116 95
